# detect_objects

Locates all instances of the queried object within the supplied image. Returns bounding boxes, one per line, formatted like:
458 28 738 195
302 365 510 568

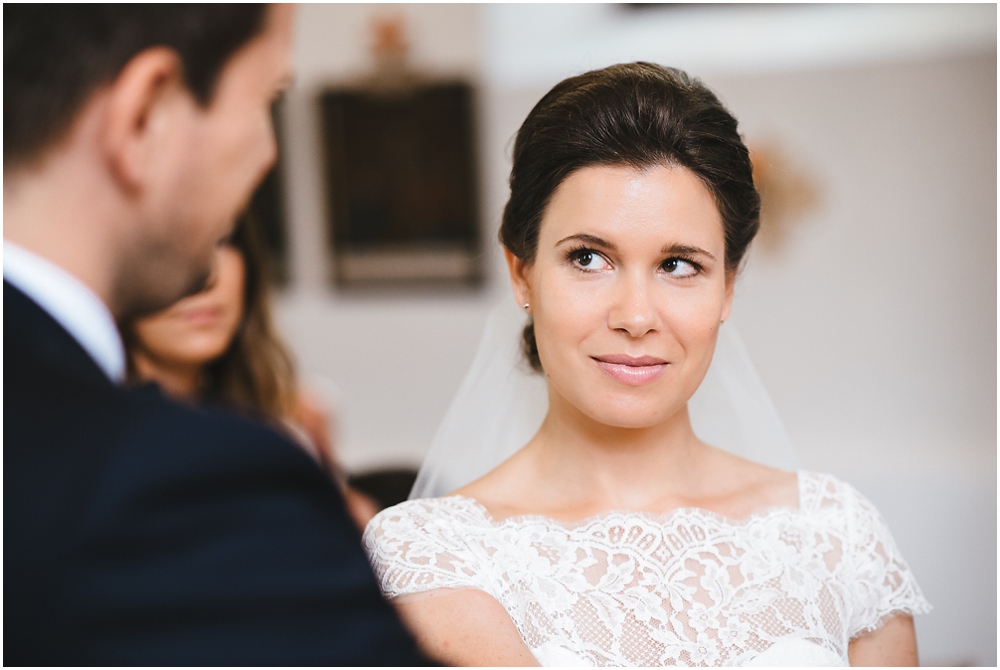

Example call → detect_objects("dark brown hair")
4 4 267 168
499 63 761 371
124 214 297 424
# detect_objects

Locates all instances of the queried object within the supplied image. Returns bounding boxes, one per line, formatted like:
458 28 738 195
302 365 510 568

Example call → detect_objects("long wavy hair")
204 215 297 421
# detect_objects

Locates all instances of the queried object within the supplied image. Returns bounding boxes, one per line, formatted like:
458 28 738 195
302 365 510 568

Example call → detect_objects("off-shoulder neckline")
422 470 816 530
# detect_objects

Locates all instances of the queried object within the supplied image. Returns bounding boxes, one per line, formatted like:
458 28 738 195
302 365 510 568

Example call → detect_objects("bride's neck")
525 393 710 510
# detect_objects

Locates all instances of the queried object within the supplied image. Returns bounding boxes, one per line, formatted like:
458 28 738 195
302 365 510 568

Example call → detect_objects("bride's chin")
548 381 691 431
577 398 686 431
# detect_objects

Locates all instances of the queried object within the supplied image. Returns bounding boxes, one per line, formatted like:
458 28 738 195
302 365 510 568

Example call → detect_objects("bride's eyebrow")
555 233 617 250
554 235 715 261
663 243 715 260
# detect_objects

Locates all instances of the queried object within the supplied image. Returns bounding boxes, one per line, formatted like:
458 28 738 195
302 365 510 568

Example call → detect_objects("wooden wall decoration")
319 82 482 288
318 15 481 289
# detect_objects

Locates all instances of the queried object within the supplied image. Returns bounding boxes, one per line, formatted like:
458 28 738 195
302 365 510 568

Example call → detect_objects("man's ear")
99 47 188 190
504 247 532 308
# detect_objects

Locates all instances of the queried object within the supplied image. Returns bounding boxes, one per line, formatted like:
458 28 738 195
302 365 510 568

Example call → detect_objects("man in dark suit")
4 6 428 665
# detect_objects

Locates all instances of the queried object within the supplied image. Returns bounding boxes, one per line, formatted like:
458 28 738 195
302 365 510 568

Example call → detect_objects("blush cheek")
531 276 613 423
663 303 723 399
534 275 605 370
658 277 726 336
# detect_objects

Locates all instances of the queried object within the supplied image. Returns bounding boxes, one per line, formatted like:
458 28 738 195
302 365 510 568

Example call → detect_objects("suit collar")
4 281 115 389
3 241 125 383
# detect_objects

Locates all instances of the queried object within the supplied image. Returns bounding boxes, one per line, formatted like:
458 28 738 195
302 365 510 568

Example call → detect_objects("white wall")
275 4 996 665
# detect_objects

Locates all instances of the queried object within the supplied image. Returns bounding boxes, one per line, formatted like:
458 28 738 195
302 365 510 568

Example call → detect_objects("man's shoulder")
92 386 338 528
6 333 306 470
122 383 309 466
5 342 329 553
4 359 428 665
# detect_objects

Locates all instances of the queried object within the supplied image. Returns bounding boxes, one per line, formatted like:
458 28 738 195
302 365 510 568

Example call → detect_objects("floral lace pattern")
364 472 930 666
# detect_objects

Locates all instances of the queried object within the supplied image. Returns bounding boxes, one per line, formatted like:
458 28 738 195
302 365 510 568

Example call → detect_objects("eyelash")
565 246 704 277
661 256 704 277
565 246 606 271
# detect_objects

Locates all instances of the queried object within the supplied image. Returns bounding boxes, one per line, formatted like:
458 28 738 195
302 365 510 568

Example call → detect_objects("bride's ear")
504 248 532 308
721 271 735 323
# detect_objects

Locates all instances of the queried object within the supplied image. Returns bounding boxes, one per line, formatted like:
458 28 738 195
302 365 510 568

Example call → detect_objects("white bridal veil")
410 296 798 499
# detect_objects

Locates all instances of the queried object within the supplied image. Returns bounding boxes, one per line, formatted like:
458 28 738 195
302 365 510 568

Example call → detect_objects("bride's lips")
592 354 668 386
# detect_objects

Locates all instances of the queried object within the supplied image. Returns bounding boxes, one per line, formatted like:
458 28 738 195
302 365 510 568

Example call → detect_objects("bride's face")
508 164 733 429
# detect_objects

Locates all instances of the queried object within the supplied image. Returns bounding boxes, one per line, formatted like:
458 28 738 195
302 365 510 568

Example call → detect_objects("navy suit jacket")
4 281 428 665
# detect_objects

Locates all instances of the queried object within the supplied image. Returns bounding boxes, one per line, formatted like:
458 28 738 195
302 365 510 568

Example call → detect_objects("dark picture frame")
319 81 482 288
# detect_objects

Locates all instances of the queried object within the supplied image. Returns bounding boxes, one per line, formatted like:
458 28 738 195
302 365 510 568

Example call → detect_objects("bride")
364 63 929 666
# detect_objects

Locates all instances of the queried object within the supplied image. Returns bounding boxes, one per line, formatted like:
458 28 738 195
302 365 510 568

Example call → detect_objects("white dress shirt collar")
4 240 126 383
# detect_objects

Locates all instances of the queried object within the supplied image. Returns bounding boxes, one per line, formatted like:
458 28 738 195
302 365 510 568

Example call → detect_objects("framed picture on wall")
319 81 482 288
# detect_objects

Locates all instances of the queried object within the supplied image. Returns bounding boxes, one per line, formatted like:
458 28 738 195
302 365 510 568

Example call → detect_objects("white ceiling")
483 3 997 88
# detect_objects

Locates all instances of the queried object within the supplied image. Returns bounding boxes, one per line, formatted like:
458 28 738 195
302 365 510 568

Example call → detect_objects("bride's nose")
607 271 659 338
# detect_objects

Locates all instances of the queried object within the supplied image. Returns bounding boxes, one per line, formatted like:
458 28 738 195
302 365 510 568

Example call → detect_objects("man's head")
4 5 294 318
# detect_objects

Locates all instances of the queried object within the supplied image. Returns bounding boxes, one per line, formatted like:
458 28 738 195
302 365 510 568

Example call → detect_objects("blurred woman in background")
121 216 379 529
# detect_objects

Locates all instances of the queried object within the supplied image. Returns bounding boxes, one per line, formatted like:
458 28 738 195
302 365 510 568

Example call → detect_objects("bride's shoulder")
797 470 871 511
363 495 492 544
796 471 894 536
362 496 502 599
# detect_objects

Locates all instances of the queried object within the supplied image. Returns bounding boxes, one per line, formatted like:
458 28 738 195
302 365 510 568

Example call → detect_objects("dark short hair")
500 63 761 372
4 4 267 168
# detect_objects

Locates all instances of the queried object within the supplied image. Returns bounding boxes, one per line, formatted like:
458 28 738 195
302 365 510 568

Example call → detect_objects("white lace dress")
364 472 930 666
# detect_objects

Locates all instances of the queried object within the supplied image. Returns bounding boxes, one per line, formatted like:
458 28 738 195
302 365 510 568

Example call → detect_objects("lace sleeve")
362 498 491 600
842 483 932 638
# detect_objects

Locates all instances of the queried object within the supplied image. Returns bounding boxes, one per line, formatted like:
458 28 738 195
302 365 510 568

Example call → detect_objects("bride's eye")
661 257 700 278
569 248 611 272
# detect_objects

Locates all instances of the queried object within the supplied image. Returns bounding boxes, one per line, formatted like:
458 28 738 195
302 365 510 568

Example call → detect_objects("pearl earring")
523 303 530 310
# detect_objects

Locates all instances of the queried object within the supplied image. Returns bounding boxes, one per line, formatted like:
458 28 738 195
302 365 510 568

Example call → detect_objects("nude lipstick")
592 354 668 386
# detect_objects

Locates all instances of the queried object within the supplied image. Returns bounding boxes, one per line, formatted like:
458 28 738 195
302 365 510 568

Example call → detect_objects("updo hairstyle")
499 62 761 372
